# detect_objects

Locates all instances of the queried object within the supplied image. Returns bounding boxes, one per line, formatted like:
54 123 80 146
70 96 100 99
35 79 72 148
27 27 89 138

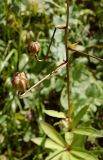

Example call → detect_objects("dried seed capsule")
12 72 29 93
29 41 41 54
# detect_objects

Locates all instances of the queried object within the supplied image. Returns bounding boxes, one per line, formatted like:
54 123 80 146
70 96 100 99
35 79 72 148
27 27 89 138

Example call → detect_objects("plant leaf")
71 134 86 148
65 132 74 145
60 88 68 110
72 106 89 128
92 149 103 155
73 127 103 137
62 152 84 160
71 148 98 160
44 110 66 118
31 137 64 150
46 151 84 160
40 121 67 147
61 151 70 160
45 150 64 160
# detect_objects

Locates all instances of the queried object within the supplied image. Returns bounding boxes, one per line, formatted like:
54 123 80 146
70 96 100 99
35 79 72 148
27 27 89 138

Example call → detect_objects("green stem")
65 1 70 114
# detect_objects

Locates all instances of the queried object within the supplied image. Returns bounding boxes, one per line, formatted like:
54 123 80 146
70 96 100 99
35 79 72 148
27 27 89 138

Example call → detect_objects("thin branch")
45 27 57 59
35 25 66 61
45 25 66 60
19 60 68 98
68 46 103 62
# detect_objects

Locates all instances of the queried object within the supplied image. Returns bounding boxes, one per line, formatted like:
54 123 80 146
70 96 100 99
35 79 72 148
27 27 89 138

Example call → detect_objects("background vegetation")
0 0 103 159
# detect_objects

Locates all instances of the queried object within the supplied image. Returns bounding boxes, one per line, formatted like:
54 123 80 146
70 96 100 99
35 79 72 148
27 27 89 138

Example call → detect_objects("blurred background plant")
0 0 103 159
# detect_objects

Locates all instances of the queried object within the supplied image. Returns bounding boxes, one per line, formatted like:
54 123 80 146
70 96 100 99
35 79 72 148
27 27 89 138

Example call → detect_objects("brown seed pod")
28 41 41 54
12 72 29 93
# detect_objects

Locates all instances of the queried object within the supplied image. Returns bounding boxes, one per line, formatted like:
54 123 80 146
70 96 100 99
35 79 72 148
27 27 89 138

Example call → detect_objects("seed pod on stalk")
12 72 29 94
28 41 41 55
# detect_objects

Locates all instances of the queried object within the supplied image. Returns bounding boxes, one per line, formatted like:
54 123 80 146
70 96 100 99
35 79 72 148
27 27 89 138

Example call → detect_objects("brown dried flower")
12 72 29 93
28 41 41 54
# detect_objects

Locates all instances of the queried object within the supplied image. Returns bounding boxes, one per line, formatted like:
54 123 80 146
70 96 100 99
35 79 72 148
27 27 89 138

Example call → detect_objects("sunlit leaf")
40 121 67 147
61 151 70 160
19 54 29 70
44 110 66 118
62 152 83 160
72 106 89 128
60 88 68 110
65 132 74 145
73 127 103 137
46 150 64 160
71 134 86 148
71 148 98 160
44 0 62 9
31 137 64 150
80 9 96 16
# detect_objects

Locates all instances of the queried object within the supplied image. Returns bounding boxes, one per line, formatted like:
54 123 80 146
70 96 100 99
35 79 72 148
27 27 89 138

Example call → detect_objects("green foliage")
73 127 103 137
40 121 67 147
44 110 66 118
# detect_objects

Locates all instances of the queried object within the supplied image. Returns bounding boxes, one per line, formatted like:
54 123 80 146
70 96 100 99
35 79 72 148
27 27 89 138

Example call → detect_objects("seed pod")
29 41 41 54
12 72 29 93
56 24 66 29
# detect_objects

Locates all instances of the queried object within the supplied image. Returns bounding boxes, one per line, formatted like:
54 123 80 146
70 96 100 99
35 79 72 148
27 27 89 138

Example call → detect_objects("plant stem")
19 60 68 98
45 27 57 59
45 25 66 59
68 46 103 62
65 1 70 114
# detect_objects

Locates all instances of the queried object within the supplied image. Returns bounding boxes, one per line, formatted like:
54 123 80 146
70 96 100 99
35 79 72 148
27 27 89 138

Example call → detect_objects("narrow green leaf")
72 106 89 128
31 137 64 150
80 9 96 16
44 0 62 9
0 49 17 74
92 149 103 154
62 152 84 160
44 110 66 118
71 149 98 160
60 88 68 110
46 150 64 160
61 151 70 160
49 151 84 160
69 154 84 160
19 54 29 70
0 115 7 124
65 132 74 145
74 127 103 137
71 134 86 148
40 121 67 147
